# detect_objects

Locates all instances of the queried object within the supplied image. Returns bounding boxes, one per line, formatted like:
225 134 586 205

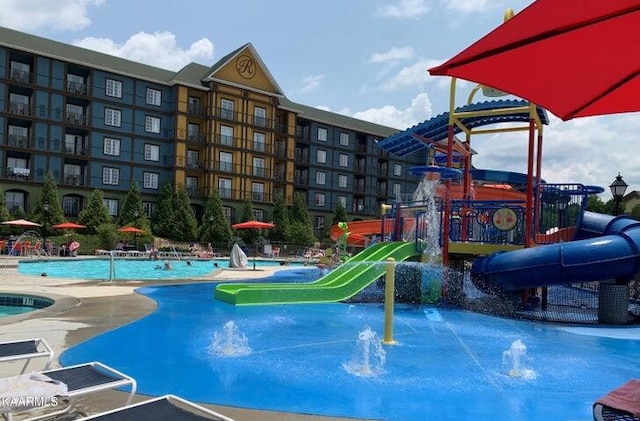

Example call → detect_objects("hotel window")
186 177 198 193
253 157 265 177
338 174 348 188
187 123 200 141
143 202 155 217
9 61 30 82
63 196 81 217
339 153 348 167
146 88 161 106
315 216 325 229
188 96 201 114
254 106 267 127
143 172 159 189
393 183 402 196
252 183 264 202
103 199 118 216
316 171 326 185
219 152 233 172
340 133 349 146
105 79 122 98
104 108 121 127
315 193 325 207
393 163 402 176
144 144 160 161
317 149 327 164
253 132 266 152
104 137 120 156
145 116 161 133
220 125 233 146
253 209 264 221
5 191 25 214
337 195 347 207
102 167 119 185
67 73 86 94
222 206 232 222
318 127 328 142
187 150 199 168
221 99 234 120
218 178 232 199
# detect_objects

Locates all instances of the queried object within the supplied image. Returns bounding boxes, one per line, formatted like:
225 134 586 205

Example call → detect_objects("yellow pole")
382 257 398 345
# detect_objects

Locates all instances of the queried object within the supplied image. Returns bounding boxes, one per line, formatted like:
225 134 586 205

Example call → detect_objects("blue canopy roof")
376 100 549 157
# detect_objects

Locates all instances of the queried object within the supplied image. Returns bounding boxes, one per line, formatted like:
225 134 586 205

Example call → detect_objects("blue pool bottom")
60 269 640 420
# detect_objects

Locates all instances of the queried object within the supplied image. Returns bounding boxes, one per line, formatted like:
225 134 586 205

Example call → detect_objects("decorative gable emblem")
236 55 256 79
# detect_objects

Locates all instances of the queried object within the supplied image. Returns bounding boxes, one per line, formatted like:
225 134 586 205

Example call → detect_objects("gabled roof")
377 100 549 157
168 62 212 89
204 43 285 96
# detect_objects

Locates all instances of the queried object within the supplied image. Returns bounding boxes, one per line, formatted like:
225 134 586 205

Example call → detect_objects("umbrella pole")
253 244 257 271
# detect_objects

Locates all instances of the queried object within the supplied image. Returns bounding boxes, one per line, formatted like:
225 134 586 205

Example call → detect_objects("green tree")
288 192 315 245
270 194 290 243
199 190 232 245
172 186 198 241
0 188 11 237
586 195 607 214
332 200 348 226
631 204 640 220
30 171 65 237
151 184 175 239
78 189 112 234
118 181 145 227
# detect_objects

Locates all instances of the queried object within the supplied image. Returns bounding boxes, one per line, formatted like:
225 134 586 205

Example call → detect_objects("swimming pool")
60 271 640 420
0 294 53 317
18 258 298 280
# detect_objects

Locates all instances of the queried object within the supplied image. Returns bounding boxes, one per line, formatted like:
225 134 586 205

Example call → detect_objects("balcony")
8 101 31 117
216 162 235 173
294 150 309 164
216 108 238 122
218 188 232 199
294 176 308 186
187 132 207 143
7 134 29 148
187 160 203 169
65 112 87 126
67 81 88 96
218 134 236 147
250 141 268 153
63 174 85 186
186 186 205 198
9 68 31 84
6 167 31 180
65 146 87 156
187 103 208 117
355 144 367 154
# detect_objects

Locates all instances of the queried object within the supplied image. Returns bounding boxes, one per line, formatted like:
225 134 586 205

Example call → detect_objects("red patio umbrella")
117 226 145 234
52 222 86 229
429 0 640 121
232 221 276 270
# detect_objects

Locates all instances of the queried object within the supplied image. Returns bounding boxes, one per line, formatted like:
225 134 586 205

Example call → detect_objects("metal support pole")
382 258 397 345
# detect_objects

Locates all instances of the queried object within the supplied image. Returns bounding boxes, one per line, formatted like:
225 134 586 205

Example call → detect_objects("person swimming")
164 260 173 270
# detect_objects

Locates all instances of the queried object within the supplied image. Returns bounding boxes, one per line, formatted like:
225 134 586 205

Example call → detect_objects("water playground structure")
214 75 640 327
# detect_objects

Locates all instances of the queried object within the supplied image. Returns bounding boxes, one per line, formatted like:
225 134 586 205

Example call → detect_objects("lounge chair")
593 379 640 421
0 338 54 374
5 361 136 421
75 394 235 420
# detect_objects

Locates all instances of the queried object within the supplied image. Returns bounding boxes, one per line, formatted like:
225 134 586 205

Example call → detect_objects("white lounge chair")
0 338 54 374
3 361 136 421
76 394 234 420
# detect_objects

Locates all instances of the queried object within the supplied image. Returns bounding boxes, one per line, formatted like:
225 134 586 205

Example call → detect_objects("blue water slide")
471 211 640 292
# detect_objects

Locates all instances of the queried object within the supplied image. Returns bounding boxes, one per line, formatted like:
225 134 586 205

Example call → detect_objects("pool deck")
0 255 360 421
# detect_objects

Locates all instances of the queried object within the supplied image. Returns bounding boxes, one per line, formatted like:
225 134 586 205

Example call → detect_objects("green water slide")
214 241 419 305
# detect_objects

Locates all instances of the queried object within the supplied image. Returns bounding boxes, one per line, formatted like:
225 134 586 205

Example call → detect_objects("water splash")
413 176 441 259
502 339 537 379
343 325 386 377
209 320 252 357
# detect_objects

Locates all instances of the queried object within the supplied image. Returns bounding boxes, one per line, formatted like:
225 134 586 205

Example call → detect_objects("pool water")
60 271 640 420
18 258 299 280
0 305 37 317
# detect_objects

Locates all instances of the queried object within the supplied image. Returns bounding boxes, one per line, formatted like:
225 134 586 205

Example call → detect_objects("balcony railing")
187 103 208 117
65 112 87 126
7 134 29 148
186 186 205 198
67 81 88 95
63 174 85 186
65 146 88 156
216 162 237 173
8 101 31 117
186 160 203 169
9 68 31 84
187 132 207 143
216 107 239 122
5 167 31 180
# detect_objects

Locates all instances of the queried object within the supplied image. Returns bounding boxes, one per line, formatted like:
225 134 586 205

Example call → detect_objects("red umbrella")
117 226 145 233
429 1 640 121
232 221 276 230
232 220 276 270
1 219 42 227
52 222 86 229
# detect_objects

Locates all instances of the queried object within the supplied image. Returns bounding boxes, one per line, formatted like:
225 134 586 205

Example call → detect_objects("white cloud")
369 46 415 63
379 59 441 92
442 0 501 13
352 92 433 130
377 0 429 20
73 31 214 71
0 0 104 32
300 75 324 93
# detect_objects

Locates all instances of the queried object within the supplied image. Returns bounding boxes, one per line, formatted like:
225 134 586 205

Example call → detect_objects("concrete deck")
0 256 361 421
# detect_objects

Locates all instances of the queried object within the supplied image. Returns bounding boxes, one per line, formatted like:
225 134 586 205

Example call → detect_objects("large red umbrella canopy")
117 226 145 234
52 222 86 229
429 0 640 121
1 219 42 227
232 221 276 230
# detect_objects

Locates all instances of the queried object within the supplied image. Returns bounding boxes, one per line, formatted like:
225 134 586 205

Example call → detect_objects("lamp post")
133 210 139 249
556 195 568 228
609 173 629 216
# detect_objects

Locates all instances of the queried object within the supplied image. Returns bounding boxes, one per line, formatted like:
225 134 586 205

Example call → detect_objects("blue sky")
1 0 638 199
